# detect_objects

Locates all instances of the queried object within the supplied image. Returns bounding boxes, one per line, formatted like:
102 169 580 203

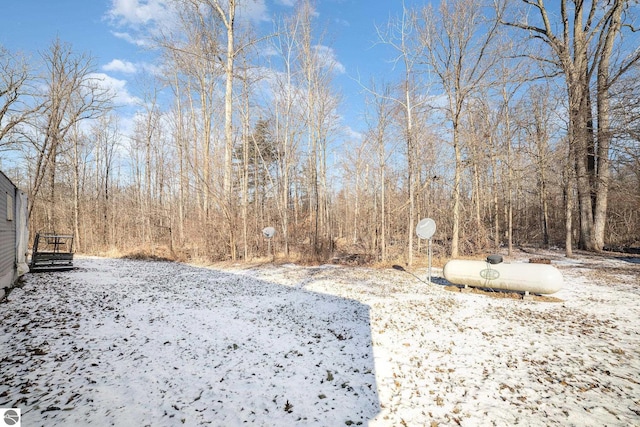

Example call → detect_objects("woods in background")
2 0 639 265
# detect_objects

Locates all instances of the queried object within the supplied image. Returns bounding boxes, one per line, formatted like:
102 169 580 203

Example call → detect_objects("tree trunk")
593 2 623 251
564 152 574 257
73 134 81 251
451 122 461 258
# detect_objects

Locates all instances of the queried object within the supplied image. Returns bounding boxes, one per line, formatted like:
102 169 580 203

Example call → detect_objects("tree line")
1 0 639 265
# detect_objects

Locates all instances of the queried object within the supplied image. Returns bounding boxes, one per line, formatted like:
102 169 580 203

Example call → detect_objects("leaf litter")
0 250 638 426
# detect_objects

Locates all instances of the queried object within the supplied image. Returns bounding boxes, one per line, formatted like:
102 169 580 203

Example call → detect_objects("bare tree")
417 0 505 258
0 46 39 148
164 1 226 218
27 38 112 223
518 85 561 247
504 0 640 251
157 2 228 258
204 0 237 203
269 11 304 257
372 3 429 266
295 0 341 258
363 82 396 261
607 63 640 247
91 115 120 248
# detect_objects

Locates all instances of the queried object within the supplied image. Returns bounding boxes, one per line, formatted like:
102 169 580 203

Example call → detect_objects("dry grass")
582 266 640 287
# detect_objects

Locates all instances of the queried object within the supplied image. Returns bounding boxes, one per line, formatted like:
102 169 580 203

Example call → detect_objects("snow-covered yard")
1 250 639 426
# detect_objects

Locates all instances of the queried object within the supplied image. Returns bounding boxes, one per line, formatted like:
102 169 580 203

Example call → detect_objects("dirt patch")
529 258 551 264
444 285 564 303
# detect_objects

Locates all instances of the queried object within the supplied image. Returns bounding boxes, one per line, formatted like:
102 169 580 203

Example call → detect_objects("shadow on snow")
0 258 380 426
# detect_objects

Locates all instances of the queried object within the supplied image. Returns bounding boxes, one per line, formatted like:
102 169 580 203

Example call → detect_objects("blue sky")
0 0 433 140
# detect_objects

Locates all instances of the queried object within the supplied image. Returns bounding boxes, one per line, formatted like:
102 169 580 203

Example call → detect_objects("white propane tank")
443 259 563 295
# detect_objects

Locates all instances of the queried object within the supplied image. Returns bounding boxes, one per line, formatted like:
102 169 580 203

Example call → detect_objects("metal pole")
428 238 432 284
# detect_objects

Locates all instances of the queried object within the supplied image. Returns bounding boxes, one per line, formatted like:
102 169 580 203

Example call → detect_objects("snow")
1 251 639 426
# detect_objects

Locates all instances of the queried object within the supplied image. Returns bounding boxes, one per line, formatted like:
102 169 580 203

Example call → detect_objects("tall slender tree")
504 0 640 251
27 38 112 222
418 0 505 257
373 4 428 266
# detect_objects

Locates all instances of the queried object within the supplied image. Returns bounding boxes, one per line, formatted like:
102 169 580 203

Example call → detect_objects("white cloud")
238 0 270 23
102 59 163 76
111 31 149 47
107 0 178 46
103 59 138 74
275 0 296 6
108 0 270 48
344 125 363 141
108 0 170 26
259 44 279 58
89 73 142 106
314 45 346 75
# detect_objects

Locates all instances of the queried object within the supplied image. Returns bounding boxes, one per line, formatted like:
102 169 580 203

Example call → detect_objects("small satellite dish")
416 218 436 240
262 227 276 239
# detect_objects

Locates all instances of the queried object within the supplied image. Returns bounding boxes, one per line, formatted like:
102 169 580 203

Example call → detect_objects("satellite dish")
416 218 436 240
262 227 276 238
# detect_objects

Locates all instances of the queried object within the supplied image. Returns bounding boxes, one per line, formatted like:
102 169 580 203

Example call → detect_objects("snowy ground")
1 250 639 426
